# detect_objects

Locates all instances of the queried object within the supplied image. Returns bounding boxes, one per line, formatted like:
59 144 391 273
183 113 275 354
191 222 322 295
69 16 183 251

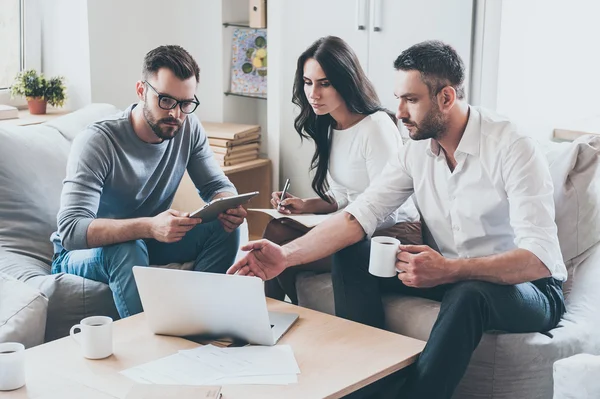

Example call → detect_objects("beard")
403 104 446 141
142 101 182 141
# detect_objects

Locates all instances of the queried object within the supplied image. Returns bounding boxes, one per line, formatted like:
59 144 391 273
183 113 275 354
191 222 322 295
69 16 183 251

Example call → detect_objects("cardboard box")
249 0 266 28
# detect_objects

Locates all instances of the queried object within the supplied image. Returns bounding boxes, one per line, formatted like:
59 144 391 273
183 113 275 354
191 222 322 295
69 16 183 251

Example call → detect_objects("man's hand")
396 244 458 288
270 191 306 215
227 239 287 280
218 205 247 232
149 209 203 243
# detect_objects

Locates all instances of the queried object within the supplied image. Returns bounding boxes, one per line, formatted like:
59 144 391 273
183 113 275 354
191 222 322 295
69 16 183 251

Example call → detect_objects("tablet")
189 191 259 222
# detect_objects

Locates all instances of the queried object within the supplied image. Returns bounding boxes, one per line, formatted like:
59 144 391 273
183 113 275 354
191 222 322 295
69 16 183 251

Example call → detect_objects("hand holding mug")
368 236 401 278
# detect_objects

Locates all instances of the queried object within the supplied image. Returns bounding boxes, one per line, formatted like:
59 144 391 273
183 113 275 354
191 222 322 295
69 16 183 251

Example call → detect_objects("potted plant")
10 69 66 115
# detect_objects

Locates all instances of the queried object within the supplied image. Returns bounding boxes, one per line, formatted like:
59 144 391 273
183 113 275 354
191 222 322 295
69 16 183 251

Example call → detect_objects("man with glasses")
51 45 246 318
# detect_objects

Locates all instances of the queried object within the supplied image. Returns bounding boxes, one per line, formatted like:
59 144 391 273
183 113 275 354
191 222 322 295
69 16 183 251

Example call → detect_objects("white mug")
70 316 113 359
0 342 25 391
369 236 400 278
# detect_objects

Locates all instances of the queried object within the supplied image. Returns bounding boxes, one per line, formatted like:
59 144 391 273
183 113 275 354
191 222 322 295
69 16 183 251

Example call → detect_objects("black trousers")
332 240 566 399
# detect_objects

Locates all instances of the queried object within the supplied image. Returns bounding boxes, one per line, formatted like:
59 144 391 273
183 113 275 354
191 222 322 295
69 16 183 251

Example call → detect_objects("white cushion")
553 354 600 399
543 135 600 262
0 272 48 348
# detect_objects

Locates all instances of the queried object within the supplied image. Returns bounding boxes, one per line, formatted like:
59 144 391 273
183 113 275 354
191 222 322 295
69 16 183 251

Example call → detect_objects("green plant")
10 69 67 107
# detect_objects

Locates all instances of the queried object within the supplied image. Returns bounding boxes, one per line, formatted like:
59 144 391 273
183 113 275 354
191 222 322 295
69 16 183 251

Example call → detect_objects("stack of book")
203 122 261 167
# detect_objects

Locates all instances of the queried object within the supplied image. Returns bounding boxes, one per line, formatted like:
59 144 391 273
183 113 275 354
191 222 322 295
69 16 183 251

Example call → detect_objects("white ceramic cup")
0 342 25 391
70 316 113 359
369 236 400 278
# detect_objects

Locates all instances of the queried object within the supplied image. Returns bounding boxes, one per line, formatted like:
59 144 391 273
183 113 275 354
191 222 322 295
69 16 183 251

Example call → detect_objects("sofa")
296 135 600 399
553 353 600 399
0 104 248 346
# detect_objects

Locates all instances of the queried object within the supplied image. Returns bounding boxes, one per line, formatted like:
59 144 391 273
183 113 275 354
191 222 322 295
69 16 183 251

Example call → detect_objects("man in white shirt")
227 41 566 399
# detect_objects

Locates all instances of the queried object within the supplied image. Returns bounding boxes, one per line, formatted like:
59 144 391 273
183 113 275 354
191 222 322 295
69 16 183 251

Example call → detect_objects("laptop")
132 266 299 346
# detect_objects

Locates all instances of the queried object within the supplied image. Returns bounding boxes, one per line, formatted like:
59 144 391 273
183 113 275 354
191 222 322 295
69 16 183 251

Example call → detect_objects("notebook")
248 209 340 228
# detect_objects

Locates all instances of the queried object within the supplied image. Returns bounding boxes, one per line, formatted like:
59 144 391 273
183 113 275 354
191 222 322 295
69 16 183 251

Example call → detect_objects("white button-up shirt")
346 106 567 280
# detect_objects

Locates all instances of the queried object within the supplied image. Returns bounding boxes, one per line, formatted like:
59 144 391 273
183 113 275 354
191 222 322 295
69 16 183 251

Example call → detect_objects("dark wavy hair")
292 36 390 203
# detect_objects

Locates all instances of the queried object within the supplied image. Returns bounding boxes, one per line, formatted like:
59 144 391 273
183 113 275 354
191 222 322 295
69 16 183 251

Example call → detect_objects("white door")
367 0 474 113
275 0 371 198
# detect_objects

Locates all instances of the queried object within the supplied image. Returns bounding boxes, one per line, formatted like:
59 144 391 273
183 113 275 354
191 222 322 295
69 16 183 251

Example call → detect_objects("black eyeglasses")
144 80 200 114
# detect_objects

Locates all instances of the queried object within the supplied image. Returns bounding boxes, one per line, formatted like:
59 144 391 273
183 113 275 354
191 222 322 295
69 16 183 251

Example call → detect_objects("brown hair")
292 36 390 203
142 45 200 82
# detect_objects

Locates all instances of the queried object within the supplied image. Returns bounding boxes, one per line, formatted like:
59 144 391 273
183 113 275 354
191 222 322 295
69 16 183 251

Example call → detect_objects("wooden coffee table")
4 299 425 399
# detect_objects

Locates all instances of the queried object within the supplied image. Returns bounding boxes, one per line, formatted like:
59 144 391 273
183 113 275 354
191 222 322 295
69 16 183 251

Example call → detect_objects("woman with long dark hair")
264 36 420 303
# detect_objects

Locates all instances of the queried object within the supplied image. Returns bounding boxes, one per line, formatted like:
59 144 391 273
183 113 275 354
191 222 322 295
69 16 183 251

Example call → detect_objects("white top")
328 111 420 230
346 107 567 280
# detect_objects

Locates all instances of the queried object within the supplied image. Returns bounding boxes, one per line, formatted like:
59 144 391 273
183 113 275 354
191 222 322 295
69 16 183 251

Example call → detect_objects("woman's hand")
270 191 307 214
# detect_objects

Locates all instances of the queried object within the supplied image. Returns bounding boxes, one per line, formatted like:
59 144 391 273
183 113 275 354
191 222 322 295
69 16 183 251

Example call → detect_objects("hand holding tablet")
189 191 259 222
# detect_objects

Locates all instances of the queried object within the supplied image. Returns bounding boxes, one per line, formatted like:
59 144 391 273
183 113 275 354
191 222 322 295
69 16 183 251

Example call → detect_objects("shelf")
224 92 267 100
223 22 250 28
0 107 70 127
223 22 266 29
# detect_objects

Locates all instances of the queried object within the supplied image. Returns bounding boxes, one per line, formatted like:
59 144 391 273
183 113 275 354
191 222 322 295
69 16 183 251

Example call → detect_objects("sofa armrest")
0 271 48 348
563 243 600 325
548 242 600 355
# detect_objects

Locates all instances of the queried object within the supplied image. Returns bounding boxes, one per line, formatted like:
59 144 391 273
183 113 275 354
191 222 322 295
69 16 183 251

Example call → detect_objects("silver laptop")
132 266 299 346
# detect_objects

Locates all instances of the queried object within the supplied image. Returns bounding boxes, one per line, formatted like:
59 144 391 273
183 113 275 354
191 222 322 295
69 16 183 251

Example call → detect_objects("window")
0 0 24 90
0 0 40 106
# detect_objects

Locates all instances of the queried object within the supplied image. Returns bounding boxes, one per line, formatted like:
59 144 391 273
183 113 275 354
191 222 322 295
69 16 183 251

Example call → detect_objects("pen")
278 178 290 210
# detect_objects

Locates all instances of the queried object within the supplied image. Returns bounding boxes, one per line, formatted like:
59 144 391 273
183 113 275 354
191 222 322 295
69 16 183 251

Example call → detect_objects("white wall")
266 2 325 198
40 0 91 110
496 0 600 141
86 0 224 121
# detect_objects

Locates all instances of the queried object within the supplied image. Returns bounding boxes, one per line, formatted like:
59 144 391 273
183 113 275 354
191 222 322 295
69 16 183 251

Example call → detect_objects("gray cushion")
0 271 48 348
0 248 119 341
0 104 121 266
0 124 71 264
29 273 119 342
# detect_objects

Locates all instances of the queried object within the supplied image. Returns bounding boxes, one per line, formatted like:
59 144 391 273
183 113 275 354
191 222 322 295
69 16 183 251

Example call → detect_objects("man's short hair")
142 45 200 83
393 40 465 100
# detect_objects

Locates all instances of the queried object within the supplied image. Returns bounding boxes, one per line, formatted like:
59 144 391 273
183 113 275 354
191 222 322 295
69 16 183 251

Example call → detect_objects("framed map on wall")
230 28 267 98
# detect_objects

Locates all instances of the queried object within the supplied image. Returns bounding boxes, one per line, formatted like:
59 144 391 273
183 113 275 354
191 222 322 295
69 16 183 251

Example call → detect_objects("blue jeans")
52 220 240 318
332 239 566 399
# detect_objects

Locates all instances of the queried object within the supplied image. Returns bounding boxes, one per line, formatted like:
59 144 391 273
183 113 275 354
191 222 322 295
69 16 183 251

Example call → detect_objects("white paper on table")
212 373 298 385
248 209 336 228
120 345 300 386
178 344 300 377
120 353 226 385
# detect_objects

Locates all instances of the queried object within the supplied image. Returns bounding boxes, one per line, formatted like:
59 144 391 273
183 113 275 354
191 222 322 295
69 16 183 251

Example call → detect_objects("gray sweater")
52 104 236 251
